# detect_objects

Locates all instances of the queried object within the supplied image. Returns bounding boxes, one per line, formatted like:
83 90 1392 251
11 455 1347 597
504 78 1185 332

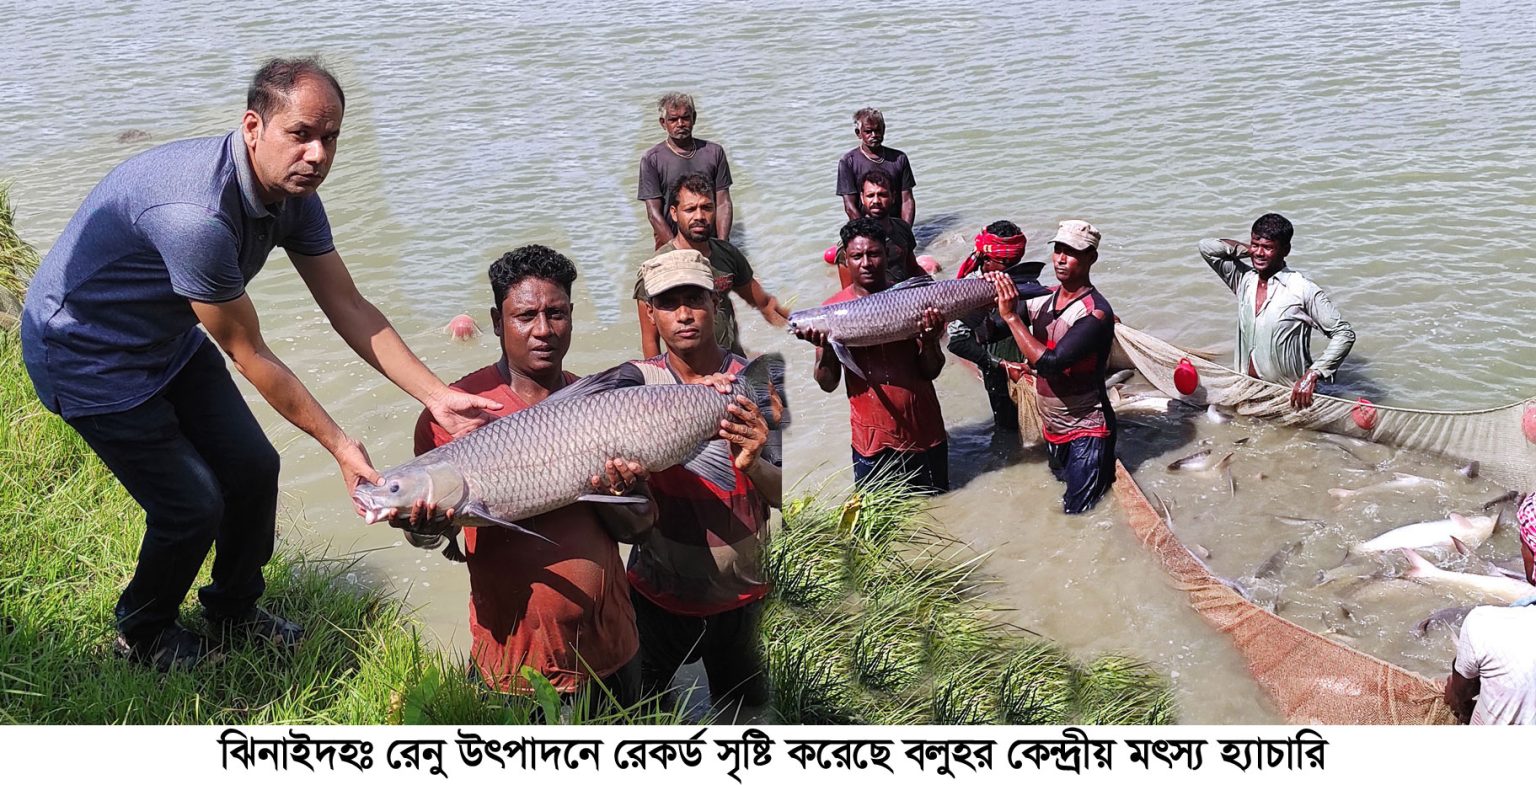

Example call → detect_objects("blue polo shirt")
20 131 335 418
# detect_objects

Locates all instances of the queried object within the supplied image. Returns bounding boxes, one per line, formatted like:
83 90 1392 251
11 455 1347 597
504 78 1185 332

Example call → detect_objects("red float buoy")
1352 397 1378 431
445 314 479 342
1173 358 1199 395
823 245 839 265
1523 404 1536 444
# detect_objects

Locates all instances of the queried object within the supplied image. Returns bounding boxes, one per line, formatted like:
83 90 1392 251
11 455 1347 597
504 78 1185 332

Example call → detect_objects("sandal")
113 622 214 671
205 606 305 651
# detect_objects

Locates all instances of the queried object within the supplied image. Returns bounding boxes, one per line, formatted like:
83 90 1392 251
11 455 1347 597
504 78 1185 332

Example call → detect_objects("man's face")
670 188 715 242
980 254 1006 274
860 181 893 218
242 76 343 202
845 235 888 290
1051 243 1095 283
855 118 885 151
659 104 696 144
492 277 573 376
647 286 716 353
1248 233 1288 274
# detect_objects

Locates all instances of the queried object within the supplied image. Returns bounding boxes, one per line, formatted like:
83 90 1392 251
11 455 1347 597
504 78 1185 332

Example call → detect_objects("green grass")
766 475 1179 725
0 182 39 329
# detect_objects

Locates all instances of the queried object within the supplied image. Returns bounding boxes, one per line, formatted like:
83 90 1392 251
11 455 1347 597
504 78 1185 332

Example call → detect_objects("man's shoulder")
708 237 749 265
110 134 236 213
882 146 909 164
823 285 860 306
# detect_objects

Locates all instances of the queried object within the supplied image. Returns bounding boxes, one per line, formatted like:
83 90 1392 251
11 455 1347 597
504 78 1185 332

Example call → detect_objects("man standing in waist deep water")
836 107 916 225
794 218 949 494
18 58 501 670
402 245 652 707
947 220 1032 431
638 92 734 249
979 220 1117 514
632 173 786 358
1198 213 1355 410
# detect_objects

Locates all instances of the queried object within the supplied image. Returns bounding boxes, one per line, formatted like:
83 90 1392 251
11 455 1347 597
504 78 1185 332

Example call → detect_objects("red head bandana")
975 230 1027 263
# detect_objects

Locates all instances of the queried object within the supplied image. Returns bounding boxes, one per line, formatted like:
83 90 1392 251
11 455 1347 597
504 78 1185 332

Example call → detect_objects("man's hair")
247 57 346 122
983 220 1022 237
859 170 895 193
489 245 579 307
669 173 714 206
657 92 696 118
1251 213 1294 246
853 107 884 126
840 217 890 249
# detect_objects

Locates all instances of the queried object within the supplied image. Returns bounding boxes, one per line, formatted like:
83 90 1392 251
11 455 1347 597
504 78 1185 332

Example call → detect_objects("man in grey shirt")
20 58 500 670
637 92 733 249
1198 213 1355 410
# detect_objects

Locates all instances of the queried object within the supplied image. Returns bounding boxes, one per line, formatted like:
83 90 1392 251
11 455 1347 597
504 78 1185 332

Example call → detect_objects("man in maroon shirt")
396 245 651 706
793 218 949 493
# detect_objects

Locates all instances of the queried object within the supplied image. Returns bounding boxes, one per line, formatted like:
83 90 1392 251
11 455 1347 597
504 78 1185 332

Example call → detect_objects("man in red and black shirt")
980 220 1117 513
795 218 949 494
614 249 780 712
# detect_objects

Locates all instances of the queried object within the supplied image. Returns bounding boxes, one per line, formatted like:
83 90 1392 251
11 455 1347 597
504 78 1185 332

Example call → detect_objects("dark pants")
980 364 1019 431
631 589 768 710
1045 432 1116 514
66 340 280 643
852 441 950 495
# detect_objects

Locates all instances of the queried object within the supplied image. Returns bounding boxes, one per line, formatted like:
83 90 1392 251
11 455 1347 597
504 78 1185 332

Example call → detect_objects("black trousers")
851 441 950 496
67 340 280 643
631 589 768 710
1045 432 1116 514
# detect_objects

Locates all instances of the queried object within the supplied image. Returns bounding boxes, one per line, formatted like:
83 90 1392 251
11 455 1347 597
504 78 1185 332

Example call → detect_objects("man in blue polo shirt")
20 57 500 670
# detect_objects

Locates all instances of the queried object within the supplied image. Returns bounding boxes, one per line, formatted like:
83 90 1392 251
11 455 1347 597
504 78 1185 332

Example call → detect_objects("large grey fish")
787 266 1047 378
352 354 785 541
1399 548 1536 604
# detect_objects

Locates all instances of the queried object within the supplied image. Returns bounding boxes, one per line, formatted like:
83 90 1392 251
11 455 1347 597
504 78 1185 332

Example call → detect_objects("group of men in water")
19 56 1534 725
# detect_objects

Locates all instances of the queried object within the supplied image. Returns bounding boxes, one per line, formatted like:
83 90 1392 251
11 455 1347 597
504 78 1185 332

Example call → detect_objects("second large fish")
788 266 1047 378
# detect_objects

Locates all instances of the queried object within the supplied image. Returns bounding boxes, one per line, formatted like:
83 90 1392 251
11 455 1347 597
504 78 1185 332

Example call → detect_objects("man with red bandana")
947 221 1036 431
980 220 1117 513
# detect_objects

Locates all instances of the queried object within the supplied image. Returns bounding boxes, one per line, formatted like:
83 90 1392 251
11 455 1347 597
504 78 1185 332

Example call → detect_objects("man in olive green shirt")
633 174 786 357
1198 213 1355 410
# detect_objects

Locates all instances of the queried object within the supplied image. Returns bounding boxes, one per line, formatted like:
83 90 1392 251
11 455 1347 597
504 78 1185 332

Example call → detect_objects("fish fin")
576 494 651 505
830 340 865 379
459 500 557 546
1003 261 1046 286
1495 502 1512 532
680 439 738 492
440 531 468 563
1214 453 1234 473
886 274 935 291
734 353 788 428
1450 536 1470 557
1225 467 1236 496
1398 547 1432 577
760 429 783 468
1108 386 1124 406
545 362 640 402
1327 487 1352 499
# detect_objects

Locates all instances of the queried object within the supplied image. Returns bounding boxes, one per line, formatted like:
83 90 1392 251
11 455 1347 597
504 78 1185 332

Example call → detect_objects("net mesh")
1005 325 1496 723
1114 325 1536 491
1112 461 1454 724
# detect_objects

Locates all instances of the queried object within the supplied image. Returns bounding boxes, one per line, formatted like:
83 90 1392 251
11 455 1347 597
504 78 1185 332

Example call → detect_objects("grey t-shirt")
636 138 733 213
21 131 335 418
836 146 916 197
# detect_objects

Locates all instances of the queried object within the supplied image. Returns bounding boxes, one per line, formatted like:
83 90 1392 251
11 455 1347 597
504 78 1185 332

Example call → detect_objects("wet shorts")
1045 433 1115 514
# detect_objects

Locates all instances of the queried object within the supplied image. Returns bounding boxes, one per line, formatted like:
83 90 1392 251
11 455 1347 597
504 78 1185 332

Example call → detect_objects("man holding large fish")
397 246 651 703
792 218 952 494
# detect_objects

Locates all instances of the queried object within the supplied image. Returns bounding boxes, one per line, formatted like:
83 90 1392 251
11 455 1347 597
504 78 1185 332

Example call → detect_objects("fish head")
353 460 469 525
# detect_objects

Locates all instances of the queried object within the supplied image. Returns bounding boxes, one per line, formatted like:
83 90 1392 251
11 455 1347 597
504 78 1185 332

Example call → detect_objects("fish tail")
738 353 789 430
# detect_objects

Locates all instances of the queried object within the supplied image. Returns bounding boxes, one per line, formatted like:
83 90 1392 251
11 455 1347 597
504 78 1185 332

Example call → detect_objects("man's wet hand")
721 394 769 471
427 388 503 437
1290 370 1320 411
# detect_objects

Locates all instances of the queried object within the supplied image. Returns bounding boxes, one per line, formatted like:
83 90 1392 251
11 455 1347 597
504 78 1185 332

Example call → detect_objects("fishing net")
1113 325 1536 491
1112 461 1454 724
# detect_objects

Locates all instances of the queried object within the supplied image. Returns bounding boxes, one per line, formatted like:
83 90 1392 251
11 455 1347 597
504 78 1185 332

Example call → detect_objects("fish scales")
789 277 1001 346
434 383 728 520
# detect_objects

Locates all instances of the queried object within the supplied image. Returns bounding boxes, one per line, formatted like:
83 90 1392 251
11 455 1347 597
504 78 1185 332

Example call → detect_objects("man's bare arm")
715 188 734 241
841 193 861 221
190 295 378 493
900 189 915 225
733 279 789 327
643 198 674 249
290 249 500 436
